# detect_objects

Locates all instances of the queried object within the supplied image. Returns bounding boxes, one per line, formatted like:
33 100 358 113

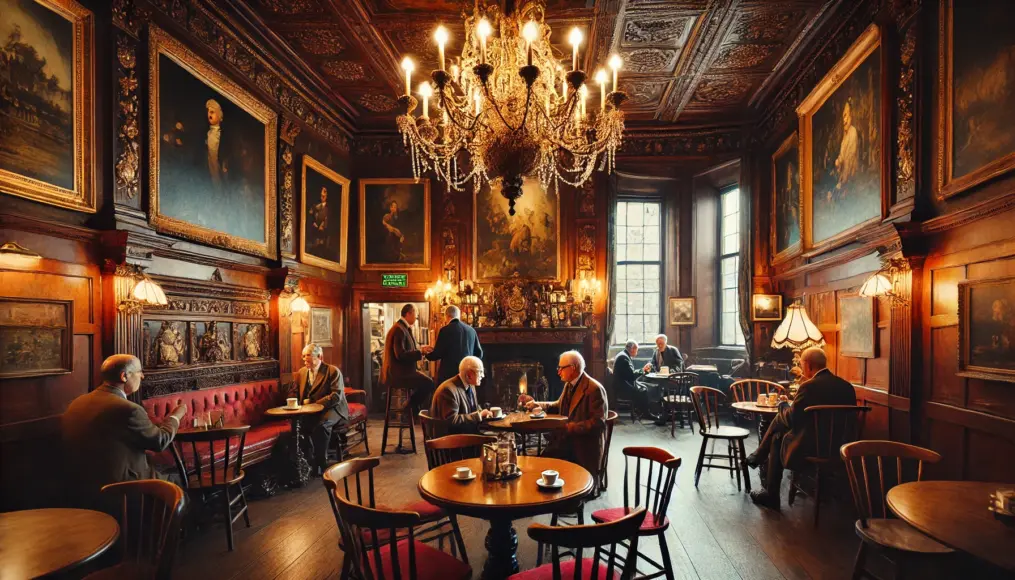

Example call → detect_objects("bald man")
747 347 856 509
430 355 492 435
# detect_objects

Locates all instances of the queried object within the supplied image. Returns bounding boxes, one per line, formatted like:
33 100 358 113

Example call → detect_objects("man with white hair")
289 343 348 474
522 350 608 477
648 334 683 373
747 346 856 509
426 304 484 386
430 355 492 434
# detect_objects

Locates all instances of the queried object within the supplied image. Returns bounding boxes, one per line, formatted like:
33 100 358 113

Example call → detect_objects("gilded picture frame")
770 131 802 265
798 23 888 254
957 276 1015 383
668 297 696 327
147 26 278 259
300 155 350 274
752 294 783 322
838 294 876 359
935 0 1015 200
0 297 73 379
0 0 94 213
359 178 431 270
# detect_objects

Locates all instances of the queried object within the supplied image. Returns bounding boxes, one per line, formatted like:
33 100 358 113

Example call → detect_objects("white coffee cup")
541 469 559 485
490 406 502 417
659 366 670 375
456 467 472 479
286 397 299 409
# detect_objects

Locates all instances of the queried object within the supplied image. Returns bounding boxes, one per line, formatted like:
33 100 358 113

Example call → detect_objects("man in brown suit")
382 304 435 418
430 355 492 435
62 354 187 509
288 343 349 473
523 350 608 479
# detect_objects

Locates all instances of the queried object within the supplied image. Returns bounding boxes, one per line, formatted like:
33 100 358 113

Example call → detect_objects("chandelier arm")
481 81 522 133
438 87 483 133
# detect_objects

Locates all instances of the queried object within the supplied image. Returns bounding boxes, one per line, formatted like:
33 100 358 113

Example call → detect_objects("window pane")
612 200 663 344
627 264 643 280
628 226 644 245
628 204 643 226
645 293 660 315
645 203 659 220
627 275 644 293
644 269 660 292
628 293 644 314
721 313 735 345
617 277 627 293
645 225 660 244
616 244 626 261
645 315 659 337
617 204 627 225
722 214 737 237
723 234 739 255
644 243 660 261
723 289 737 311
616 295 627 314
627 244 643 261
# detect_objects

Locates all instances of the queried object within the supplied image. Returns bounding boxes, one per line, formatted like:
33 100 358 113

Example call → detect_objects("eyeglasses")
557 364 574 370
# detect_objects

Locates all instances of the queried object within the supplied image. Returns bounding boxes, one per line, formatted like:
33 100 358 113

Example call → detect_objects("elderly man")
430 356 492 435
426 305 484 386
382 304 435 417
648 334 683 372
288 343 348 473
522 350 608 478
63 354 187 508
613 340 650 416
747 347 857 509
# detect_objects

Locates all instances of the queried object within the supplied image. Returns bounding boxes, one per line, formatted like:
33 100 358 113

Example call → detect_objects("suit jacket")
539 372 608 477
62 385 180 506
650 345 683 372
381 319 423 385
289 363 348 422
426 319 484 385
613 351 644 392
779 368 857 469
430 375 483 434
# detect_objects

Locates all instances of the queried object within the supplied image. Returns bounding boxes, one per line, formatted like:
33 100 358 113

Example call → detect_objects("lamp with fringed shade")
771 300 825 392
131 276 168 306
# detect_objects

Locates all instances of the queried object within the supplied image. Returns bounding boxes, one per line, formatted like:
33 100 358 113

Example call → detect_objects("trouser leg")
311 410 343 470
764 431 786 493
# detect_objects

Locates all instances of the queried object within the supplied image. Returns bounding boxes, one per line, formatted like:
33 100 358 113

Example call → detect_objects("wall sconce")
424 278 457 306
858 254 910 306
289 293 310 315
0 241 42 266
575 270 602 305
132 275 168 306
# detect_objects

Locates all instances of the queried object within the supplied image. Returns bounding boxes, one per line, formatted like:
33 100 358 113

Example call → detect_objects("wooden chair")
418 410 450 444
328 387 370 464
512 417 567 456
598 410 619 495
729 379 785 433
840 441 954 579
662 372 698 436
510 508 648 580
171 425 251 551
381 382 416 455
590 447 682 580
82 480 185 580
689 386 751 492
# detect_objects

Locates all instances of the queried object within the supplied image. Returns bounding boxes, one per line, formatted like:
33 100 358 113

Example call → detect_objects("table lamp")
770 299 825 393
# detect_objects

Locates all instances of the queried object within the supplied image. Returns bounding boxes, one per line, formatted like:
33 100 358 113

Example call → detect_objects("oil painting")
752 294 783 322
771 131 801 263
668 297 696 327
0 0 93 212
958 276 1015 382
148 26 277 259
300 155 349 274
309 307 333 347
359 178 430 270
474 177 559 281
0 298 72 378
799 24 884 251
937 0 1015 199
839 295 875 358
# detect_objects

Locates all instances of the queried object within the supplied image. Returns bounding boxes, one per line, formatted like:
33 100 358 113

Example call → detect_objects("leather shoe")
750 490 780 510
746 452 763 469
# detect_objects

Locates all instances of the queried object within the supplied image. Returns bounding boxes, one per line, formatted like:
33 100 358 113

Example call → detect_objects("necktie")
465 387 476 412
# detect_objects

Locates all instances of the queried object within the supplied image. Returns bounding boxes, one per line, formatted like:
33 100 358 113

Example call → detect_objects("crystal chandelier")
396 0 626 214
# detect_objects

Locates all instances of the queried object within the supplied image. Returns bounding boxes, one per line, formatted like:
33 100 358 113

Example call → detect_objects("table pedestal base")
287 417 312 487
482 518 519 580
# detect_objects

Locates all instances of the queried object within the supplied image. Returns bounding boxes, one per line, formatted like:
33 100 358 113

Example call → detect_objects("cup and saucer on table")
537 469 564 489
989 489 1015 518
529 406 546 419
285 397 301 410
452 466 477 482
486 406 505 420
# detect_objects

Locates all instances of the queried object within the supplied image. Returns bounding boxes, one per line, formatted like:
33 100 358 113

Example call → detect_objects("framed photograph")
798 23 887 253
0 0 94 213
359 178 430 270
300 155 350 273
148 26 278 259
0 298 73 379
309 307 333 347
752 294 783 322
838 294 876 358
958 276 1015 383
474 177 559 281
668 297 696 327
770 131 801 264
936 0 1015 200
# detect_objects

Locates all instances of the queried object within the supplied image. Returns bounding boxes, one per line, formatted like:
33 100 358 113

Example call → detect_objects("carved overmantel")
476 327 589 345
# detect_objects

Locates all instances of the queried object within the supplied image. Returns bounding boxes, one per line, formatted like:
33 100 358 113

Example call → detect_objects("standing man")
382 304 435 417
649 334 683 372
426 305 484 386
63 354 187 509
289 343 348 474
430 356 492 435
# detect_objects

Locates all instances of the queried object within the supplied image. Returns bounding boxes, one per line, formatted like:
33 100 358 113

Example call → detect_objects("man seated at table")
430 355 492 434
648 334 683 373
62 354 187 509
289 342 348 474
747 347 856 509
382 303 435 419
521 350 608 479
613 339 652 416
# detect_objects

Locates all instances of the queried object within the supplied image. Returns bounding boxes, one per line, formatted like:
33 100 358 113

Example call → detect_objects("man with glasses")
430 355 491 435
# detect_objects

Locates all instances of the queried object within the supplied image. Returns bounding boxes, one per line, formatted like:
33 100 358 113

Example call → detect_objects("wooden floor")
173 417 876 580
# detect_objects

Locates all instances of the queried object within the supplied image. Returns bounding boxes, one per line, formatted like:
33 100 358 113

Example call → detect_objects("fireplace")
488 360 548 411
476 327 588 408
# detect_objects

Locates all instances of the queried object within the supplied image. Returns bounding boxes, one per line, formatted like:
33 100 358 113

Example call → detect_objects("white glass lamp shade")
858 273 893 298
771 301 825 350
132 278 168 306
290 296 310 314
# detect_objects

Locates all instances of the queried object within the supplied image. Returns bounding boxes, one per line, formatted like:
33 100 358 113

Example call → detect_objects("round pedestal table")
265 403 323 487
0 508 119 578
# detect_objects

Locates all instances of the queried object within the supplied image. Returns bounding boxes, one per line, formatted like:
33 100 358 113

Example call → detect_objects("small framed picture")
668 297 696 326
752 294 783 322
309 307 333 347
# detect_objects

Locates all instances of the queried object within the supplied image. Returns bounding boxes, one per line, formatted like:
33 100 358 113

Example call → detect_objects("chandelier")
396 0 626 214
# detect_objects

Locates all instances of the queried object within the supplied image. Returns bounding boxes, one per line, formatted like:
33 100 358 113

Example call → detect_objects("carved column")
112 0 146 209
279 119 302 259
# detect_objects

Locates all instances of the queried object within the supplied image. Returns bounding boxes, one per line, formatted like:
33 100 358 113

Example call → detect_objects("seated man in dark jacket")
747 347 857 509
430 355 492 435
613 340 651 415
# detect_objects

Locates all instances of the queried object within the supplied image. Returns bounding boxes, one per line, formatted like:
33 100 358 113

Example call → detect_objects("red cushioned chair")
590 447 681 580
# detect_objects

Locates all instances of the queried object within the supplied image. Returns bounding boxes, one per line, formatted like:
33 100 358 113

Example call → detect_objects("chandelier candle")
478 18 492 64
401 57 414 97
609 54 622 92
523 20 537 66
419 81 432 118
435 26 448 71
595 69 607 111
569 27 582 71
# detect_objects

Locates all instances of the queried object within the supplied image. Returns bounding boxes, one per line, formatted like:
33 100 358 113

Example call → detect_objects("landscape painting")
839 295 875 358
958 276 1015 382
148 26 277 259
771 131 801 263
359 178 430 270
301 155 350 274
474 177 559 281
0 0 93 212
0 298 72 378
668 297 696 327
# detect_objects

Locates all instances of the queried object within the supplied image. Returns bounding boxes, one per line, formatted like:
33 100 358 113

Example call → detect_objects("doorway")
361 302 431 410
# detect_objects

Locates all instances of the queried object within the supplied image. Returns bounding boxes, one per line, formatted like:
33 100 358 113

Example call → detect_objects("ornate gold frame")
935 0 1015 200
668 297 696 327
751 294 783 322
472 181 562 283
770 131 802 265
148 26 278 259
0 0 94 213
797 23 888 254
300 155 350 273
957 276 1015 383
358 178 431 270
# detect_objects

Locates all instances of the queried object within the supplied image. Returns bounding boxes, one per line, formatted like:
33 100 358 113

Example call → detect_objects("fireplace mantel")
476 327 588 344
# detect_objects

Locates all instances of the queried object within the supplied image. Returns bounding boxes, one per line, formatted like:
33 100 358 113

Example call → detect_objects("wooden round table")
887 481 1015 573
418 456 593 580
265 403 324 487
485 411 567 431
0 508 119 578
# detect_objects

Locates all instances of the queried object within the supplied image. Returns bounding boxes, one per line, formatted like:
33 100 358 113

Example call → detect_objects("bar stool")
380 382 416 455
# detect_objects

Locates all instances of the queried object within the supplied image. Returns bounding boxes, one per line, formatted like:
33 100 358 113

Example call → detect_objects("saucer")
284 405 302 411
452 472 477 482
536 477 564 489
529 413 546 419
486 413 505 420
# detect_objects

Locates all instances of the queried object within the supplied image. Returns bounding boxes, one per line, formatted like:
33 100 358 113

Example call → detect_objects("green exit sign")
381 273 408 288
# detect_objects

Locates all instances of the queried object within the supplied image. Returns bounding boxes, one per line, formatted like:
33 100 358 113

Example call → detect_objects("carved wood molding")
920 191 1015 235
113 0 148 38
115 32 142 206
475 328 589 344
894 23 917 202
279 118 301 258
619 126 747 157
150 274 272 304
141 360 279 397
0 212 101 245
771 222 919 282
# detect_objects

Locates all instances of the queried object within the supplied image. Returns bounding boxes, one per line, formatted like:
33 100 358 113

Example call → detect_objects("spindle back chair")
526 509 647 580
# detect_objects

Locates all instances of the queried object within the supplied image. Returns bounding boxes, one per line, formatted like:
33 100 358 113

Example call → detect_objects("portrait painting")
839 295 875 358
799 24 885 251
300 155 349 273
148 26 277 259
668 297 696 327
752 294 783 322
937 0 1015 199
0 0 93 212
474 177 559 281
309 307 333 347
958 276 1015 382
771 131 801 264
359 178 430 270
0 298 72 378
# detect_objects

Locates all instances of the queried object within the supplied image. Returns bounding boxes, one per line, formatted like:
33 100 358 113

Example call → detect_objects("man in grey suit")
648 334 683 372
288 343 348 473
62 354 187 509
430 356 492 434
426 305 484 386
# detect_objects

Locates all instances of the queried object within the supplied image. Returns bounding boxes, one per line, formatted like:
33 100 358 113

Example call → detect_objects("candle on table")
401 57 414 97
608 54 622 92
568 28 582 71
434 26 448 72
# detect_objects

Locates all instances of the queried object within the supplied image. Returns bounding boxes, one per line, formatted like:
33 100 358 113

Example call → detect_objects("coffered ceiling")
239 0 838 131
